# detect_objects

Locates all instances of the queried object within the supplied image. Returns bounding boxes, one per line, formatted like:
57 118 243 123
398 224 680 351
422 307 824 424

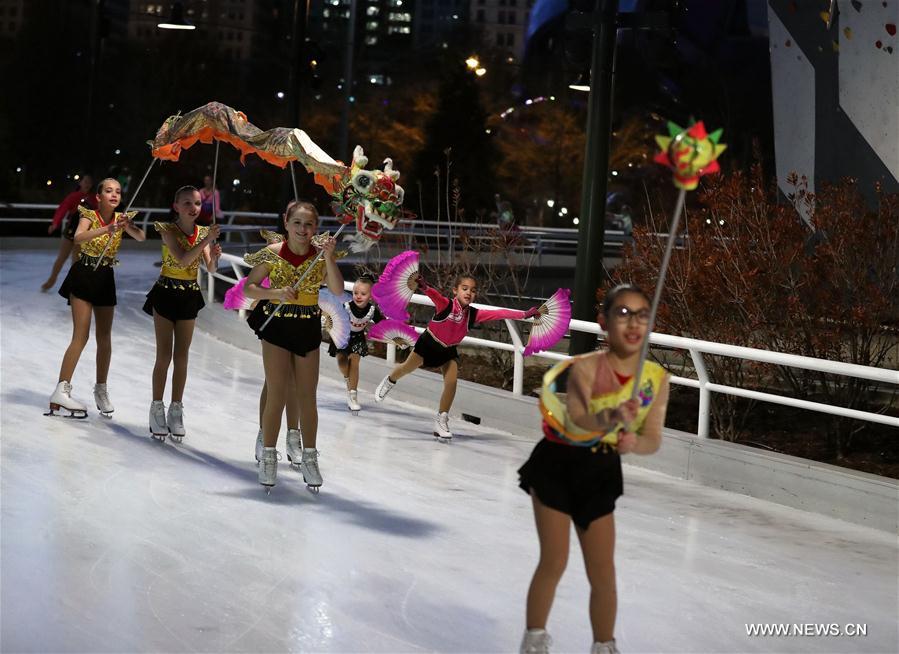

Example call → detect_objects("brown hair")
452 274 477 289
285 201 319 222
173 185 199 202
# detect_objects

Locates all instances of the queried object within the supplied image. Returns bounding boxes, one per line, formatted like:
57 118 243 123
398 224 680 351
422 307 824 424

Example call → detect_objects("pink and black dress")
413 287 528 369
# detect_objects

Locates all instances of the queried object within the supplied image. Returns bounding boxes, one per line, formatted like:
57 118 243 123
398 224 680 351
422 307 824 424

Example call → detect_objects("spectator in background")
198 175 221 226
41 175 97 292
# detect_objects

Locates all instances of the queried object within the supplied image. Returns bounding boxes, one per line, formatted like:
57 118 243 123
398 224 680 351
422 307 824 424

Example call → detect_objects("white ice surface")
1 248 897 654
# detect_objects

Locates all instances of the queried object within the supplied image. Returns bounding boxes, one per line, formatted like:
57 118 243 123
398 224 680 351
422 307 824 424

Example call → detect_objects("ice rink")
1 247 897 653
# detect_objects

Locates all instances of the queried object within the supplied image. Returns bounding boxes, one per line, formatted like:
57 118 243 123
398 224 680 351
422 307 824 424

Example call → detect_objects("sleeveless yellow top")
539 353 668 448
243 246 326 306
77 205 136 259
153 222 210 281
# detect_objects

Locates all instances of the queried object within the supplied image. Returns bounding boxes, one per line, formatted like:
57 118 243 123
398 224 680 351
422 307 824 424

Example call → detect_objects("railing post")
386 342 397 365
690 348 710 439
206 267 214 304
505 319 525 395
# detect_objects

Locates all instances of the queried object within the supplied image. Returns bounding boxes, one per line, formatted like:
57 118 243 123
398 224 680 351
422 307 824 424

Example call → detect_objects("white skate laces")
520 628 552 654
167 401 185 439
259 447 277 489
301 448 322 488
374 376 395 402
255 429 284 462
286 429 303 465
93 383 113 415
149 400 168 438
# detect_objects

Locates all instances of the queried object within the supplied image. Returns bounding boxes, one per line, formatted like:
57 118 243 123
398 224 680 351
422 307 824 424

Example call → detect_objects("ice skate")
433 411 453 442
46 381 87 418
591 640 619 654
300 447 322 492
374 375 395 403
285 428 303 469
347 389 361 415
149 400 169 441
255 429 283 464
93 383 114 418
520 628 552 654
167 401 185 442
259 447 277 493
255 429 263 463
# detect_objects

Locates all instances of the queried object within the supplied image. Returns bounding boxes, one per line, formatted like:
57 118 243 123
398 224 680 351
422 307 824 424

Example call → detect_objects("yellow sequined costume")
539 353 668 448
143 222 211 322
75 205 137 266
152 222 210 291
243 244 328 319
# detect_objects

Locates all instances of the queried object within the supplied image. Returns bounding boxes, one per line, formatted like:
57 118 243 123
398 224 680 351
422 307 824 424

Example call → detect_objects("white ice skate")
433 411 453 442
149 400 169 441
591 640 619 654
520 628 552 654
259 447 278 492
347 389 361 415
300 447 322 492
285 429 303 468
374 375 395 403
93 383 114 417
46 381 87 418
167 401 185 442
255 429 283 464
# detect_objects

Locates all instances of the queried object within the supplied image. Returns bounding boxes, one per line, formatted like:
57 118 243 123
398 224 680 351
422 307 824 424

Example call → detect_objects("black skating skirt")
142 276 205 323
328 330 370 358
413 330 459 369
247 300 322 357
518 437 623 530
58 256 117 307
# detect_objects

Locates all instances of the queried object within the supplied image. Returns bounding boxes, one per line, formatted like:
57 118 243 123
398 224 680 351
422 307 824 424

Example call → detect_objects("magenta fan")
368 320 419 350
223 277 270 311
523 288 572 356
318 288 351 349
371 250 419 320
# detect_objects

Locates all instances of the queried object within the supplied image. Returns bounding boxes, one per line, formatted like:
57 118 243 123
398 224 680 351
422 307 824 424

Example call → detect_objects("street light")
475 67 487 77
158 2 196 30
568 71 590 92
465 56 480 69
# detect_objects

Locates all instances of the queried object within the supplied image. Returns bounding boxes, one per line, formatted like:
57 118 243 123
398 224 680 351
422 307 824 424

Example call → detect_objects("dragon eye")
353 172 374 191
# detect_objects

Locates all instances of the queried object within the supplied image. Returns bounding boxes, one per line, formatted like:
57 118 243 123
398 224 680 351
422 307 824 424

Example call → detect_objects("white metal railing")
0 202 629 258
205 252 899 439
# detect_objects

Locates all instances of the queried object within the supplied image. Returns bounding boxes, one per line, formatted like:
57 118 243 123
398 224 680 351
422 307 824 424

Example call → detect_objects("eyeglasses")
611 306 650 324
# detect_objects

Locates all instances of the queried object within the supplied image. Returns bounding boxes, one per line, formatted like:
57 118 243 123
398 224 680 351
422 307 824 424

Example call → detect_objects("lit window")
365 35 378 45
366 20 379 30
366 6 379 16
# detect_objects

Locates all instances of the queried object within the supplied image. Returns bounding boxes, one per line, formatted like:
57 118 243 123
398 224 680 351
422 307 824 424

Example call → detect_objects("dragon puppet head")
329 146 411 252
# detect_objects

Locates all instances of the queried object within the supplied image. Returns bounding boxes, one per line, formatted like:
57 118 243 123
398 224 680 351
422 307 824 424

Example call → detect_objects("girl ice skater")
47 178 146 417
517 284 670 654
144 186 222 441
328 274 384 414
374 273 540 440
243 202 343 491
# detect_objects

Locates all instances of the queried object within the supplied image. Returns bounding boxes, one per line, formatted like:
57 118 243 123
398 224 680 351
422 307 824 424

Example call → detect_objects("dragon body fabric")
150 101 409 251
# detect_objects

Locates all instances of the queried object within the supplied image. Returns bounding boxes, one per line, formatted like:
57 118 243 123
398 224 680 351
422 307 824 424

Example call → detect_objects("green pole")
569 0 619 355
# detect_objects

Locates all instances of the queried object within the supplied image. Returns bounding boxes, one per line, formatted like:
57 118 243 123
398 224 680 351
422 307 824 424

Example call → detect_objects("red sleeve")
50 191 82 230
473 307 528 324
424 286 450 313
